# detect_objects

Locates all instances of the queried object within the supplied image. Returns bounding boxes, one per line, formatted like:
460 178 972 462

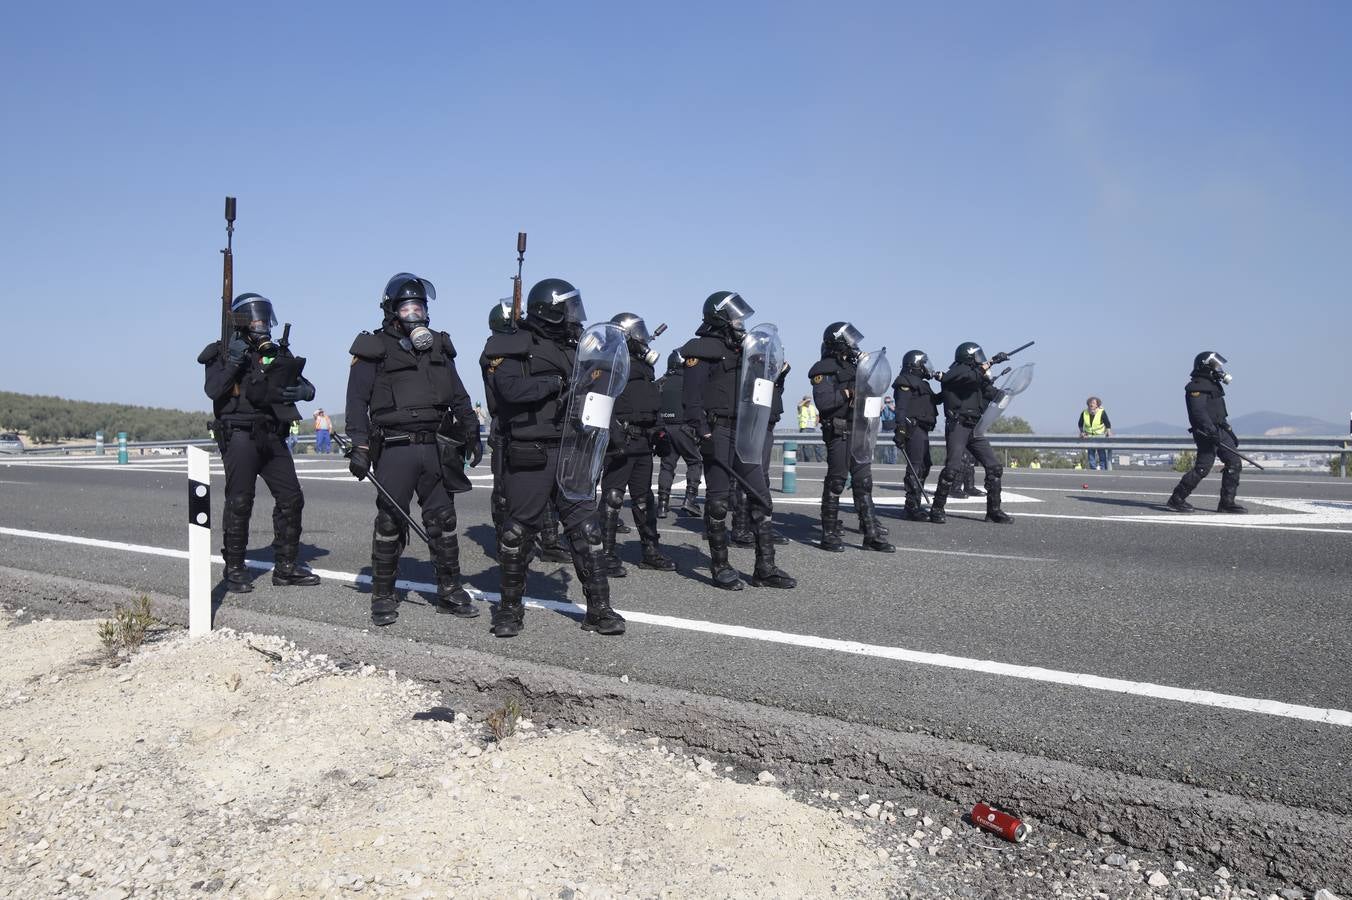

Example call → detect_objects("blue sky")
2 1 1349 432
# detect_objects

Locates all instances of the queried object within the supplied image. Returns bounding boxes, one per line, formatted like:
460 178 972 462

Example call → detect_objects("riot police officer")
200 292 320 593
346 273 482 627
488 278 626 637
680 291 795 590
480 300 571 563
1167 352 1246 513
930 342 1012 524
656 350 703 519
809 323 894 553
599 313 677 575
892 349 940 520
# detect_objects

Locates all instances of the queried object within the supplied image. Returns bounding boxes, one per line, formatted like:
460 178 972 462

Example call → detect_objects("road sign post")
187 446 212 637
117 432 128 465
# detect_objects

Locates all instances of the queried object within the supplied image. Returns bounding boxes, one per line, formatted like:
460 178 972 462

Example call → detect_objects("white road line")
1011 512 1352 535
1 525 1346 728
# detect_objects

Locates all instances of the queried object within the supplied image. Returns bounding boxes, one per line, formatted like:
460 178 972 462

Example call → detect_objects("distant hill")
1117 412 1344 437
1227 411 1343 436
1115 420 1190 436
0 391 211 443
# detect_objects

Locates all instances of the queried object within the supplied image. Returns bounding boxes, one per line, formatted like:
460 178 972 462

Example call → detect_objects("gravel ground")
0 606 1342 900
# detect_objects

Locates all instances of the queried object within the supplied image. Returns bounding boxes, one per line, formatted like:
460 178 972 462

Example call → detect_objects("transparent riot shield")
974 363 1036 437
557 324 631 501
735 323 785 464
851 348 893 465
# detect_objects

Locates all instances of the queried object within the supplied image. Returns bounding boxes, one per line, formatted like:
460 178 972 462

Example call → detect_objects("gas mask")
632 340 659 367
246 322 277 356
397 301 434 352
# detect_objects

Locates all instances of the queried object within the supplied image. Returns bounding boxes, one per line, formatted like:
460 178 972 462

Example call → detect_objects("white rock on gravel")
1147 871 1170 888
756 771 776 784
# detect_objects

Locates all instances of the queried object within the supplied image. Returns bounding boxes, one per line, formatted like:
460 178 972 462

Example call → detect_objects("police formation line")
203 275 1247 636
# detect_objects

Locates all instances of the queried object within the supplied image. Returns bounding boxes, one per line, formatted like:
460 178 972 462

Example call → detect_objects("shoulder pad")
679 336 724 360
808 358 838 378
491 330 533 357
197 342 222 365
349 331 386 361
437 331 457 359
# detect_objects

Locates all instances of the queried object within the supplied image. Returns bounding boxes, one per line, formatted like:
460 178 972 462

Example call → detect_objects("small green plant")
486 696 523 742
1174 451 1196 473
98 595 158 659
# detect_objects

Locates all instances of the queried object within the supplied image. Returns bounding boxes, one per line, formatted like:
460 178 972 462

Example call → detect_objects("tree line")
0 391 214 444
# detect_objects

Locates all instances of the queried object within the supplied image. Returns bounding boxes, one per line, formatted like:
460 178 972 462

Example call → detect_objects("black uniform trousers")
658 424 703 496
823 428 872 496
603 436 657 521
941 420 1000 485
900 426 933 493
221 427 304 525
703 423 770 515
372 443 454 527
1178 428 1242 497
502 441 598 532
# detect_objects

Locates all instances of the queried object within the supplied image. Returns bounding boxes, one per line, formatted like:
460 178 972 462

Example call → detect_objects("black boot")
369 515 402 627
679 484 702 517
705 506 743 590
858 496 896 551
570 525 625 635
929 470 954 524
600 490 628 577
903 492 927 521
537 504 571 562
271 498 321 586
221 494 254 593
819 490 845 552
492 524 529 638
984 475 1013 524
730 487 755 547
750 510 796 588
1217 462 1245 513
634 495 676 571
427 511 479 618
657 489 671 520
1167 468 1202 513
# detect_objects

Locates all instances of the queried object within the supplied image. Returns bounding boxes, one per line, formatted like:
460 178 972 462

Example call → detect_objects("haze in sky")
2 1 1349 432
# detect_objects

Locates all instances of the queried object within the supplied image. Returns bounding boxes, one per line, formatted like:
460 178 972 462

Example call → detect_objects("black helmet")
667 349 685 372
1193 351 1232 383
954 341 987 366
609 312 652 344
822 322 864 358
231 293 277 339
701 290 754 327
488 298 514 335
381 273 435 319
527 278 585 325
902 349 929 375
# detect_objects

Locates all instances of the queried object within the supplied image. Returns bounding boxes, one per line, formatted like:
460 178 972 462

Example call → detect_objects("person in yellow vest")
1079 396 1112 470
796 395 821 462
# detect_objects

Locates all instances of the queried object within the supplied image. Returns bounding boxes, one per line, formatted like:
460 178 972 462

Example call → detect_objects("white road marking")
1012 511 1352 535
1 524 1346 728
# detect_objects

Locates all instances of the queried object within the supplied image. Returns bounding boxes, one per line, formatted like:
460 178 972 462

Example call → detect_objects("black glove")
699 433 715 457
650 428 673 458
893 427 907 449
990 351 1010 364
348 447 370 481
225 338 249 370
465 437 483 467
279 383 315 403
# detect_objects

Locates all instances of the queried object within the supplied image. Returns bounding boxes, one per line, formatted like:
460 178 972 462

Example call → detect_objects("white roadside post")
187 446 212 637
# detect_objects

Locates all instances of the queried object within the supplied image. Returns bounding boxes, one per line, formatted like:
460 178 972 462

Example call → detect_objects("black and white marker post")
187 445 212 636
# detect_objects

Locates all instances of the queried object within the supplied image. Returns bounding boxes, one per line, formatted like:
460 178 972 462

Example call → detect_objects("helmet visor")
396 299 428 321
971 347 988 365
547 287 586 324
831 323 865 350
231 296 277 330
384 273 436 303
624 318 652 343
715 292 755 324
1203 352 1227 369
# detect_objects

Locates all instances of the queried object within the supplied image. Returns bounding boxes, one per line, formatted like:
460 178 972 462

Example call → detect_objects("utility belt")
821 417 849 439
706 412 737 427
617 420 655 437
946 411 981 429
380 429 439 447
213 418 285 450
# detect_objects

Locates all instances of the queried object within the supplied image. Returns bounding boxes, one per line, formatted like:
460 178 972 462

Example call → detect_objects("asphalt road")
3 451 1350 817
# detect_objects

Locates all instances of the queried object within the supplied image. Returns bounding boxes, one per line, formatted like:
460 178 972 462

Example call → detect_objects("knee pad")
225 494 254 517
938 468 957 487
500 520 530 551
705 498 729 519
422 506 456 539
1222 459 1241 475
824 475 847 495
853 474 873 493
603 488 625 511
632 492 653 515
374 508 403 539
1192 459 1214 478
567 521 602 554
986 464 1003 481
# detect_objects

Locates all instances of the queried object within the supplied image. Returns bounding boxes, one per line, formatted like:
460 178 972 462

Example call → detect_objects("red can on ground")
971 802 1030 843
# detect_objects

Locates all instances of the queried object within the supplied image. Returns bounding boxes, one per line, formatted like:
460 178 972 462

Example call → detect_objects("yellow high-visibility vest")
1081 409 1106 436
797 405 815 429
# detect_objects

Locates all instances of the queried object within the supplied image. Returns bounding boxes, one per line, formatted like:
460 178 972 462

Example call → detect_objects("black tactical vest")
495 330 575 441
940 362 988 423
658 370 684 423
679 335 740 417
893 372 939 428
353 328 460 430
613 357 660 424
